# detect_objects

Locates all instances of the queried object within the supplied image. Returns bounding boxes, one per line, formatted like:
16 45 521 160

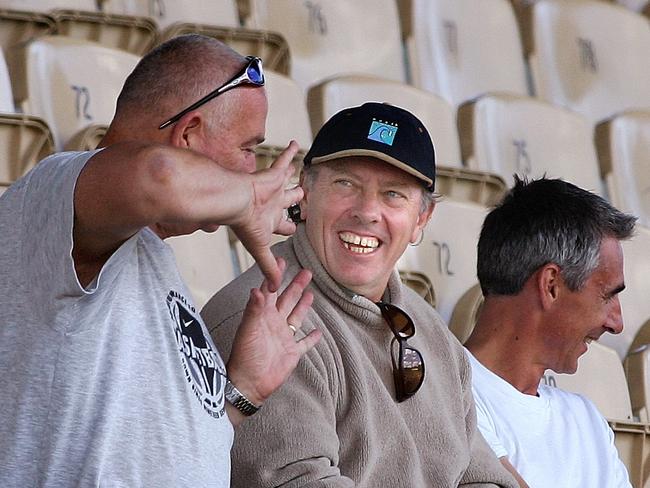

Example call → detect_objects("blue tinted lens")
246 62 264 84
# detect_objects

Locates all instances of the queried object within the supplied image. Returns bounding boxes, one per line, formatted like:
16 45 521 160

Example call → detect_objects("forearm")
75 142 253 244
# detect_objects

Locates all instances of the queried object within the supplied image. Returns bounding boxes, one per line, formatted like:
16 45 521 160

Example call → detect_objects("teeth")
339 232 379 249
342 243 375 254
585 338 593 344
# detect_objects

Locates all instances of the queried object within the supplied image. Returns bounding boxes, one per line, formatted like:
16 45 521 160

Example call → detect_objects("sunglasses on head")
376 301 425 403
158 55 265 130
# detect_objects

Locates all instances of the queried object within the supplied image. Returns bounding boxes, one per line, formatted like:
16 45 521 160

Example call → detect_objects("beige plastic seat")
599 226 650 359
545 341 633 421
398 198 488 324
307 75 462 168
166 227 236 310
449 283 483 344
596 111 650 228
6 36 139 151
0 114 55 182
0 49 13 112
458 93 603 193
257 70 311 172
245 0 406 91
0 8 56 52
0 0 97 11
526 0 650 125
625 342 650 422
616 0 650 12
398 0 528 107
142 0 239 30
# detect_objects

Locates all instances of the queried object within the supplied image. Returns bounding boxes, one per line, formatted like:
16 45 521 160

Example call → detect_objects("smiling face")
544 236 626 374
300 157 434 301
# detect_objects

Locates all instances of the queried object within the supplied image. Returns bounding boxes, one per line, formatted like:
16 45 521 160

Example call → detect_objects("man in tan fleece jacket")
202 103 517 487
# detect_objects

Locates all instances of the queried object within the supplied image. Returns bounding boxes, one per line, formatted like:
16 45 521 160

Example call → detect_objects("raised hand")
230 141 303 291
225 257 321 425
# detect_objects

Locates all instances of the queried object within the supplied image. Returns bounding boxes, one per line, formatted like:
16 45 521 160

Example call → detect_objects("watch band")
224 379 260 416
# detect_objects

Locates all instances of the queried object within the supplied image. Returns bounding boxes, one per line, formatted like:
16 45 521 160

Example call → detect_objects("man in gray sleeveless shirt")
0 35 320 486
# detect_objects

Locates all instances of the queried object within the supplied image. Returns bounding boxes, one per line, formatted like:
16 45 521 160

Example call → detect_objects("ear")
536 263 562 310
168 111 203 149
409 199 435 244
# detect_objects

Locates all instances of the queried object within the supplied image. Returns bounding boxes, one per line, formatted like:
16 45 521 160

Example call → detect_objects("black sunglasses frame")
158 56 265 130
376 301 426 403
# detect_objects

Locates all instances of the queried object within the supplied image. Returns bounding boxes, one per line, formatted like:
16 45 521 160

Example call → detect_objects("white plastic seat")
596 111 650 228
400 0 528 107
0 0 98 11
307 75 462 168
166 227 236 310
7 36 139 151
142 0 239 29
245 0 405 91
616 0 650 13
0 48 13 112
527 0 650 125
624 343 650 422
544 341 633 421
458 93 603 193
264 70 311 151
398 199 488 323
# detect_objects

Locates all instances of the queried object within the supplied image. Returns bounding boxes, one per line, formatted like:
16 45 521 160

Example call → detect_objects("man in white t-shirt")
465 176 636 488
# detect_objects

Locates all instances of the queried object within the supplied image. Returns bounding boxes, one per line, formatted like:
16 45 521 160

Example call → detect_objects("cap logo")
367 119 398 146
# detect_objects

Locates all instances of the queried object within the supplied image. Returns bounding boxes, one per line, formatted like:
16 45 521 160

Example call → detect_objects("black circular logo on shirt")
166 291 226 418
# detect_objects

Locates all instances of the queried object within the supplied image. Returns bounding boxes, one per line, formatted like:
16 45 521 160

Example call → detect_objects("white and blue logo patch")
367 119 398 146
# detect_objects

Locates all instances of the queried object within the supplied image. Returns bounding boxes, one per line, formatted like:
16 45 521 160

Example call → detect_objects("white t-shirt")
0 151 233 487
467 350 631 488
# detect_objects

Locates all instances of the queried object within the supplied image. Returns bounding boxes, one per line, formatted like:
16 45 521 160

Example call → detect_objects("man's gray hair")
477 176 636 296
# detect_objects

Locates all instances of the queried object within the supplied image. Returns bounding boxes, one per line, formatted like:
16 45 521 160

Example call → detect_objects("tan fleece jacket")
202 224 517 488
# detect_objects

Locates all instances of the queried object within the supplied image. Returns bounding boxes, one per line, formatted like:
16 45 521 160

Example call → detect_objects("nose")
351 193 381 225
605 296 624 335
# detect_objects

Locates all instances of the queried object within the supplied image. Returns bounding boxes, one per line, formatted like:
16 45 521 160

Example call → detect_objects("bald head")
114 34 246 126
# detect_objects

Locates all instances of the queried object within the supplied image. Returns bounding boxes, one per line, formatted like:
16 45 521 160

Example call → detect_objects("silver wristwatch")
224 379 260 416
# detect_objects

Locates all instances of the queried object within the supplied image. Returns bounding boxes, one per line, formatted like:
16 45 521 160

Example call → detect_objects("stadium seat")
398 198 488 324
257 70 311 172
625 343 650 422
0 8 55 52
49 9 156 55
600 226 650 359
616 0 650 12
449 283 483 344
6 36 139 151
0 48 13 112
141 0 239 30
64 123 107 151
596 111 650 228
545 341 633 421
525 0 650 125
166 227 236 310
0 0 98 11
244 0 406 90
307 75 463 168
458 93 603 193
0 114 55 182
398 0 528 107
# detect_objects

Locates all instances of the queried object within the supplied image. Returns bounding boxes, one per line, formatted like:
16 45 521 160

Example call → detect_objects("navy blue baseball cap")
304 102 436 191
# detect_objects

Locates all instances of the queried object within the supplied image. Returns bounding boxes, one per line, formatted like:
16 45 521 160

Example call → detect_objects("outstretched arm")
73 141 300 289
225 257 322 426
